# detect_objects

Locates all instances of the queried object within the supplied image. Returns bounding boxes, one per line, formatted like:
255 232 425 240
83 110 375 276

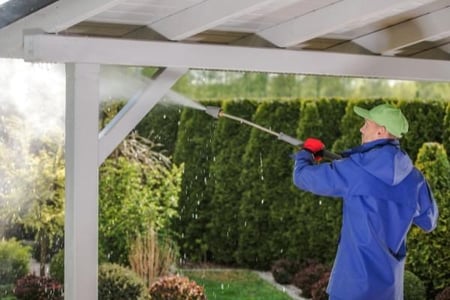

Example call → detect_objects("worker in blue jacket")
293 103 438 300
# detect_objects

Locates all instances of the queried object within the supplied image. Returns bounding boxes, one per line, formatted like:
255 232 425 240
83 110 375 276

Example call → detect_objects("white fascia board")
24 34 450 82
98 67 187 165
355 7 450 55
150 0 276 41
257 0 434 48
0 0 122 58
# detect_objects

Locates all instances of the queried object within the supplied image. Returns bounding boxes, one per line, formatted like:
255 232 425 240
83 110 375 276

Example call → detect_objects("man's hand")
302 138 325 161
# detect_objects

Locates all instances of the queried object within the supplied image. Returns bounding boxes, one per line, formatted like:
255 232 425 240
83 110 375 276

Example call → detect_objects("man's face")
359 119 384 144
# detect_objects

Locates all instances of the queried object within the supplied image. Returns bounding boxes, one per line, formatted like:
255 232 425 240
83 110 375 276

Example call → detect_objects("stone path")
255 271 308 300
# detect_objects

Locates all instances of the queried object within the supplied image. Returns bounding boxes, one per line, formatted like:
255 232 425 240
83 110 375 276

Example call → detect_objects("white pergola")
1 0 449 299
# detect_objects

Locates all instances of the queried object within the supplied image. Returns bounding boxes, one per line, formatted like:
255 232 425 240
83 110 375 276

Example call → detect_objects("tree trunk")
39 231 48 276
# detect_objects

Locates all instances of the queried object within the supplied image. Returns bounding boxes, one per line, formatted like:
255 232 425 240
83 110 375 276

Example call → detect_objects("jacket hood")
343 139 413 186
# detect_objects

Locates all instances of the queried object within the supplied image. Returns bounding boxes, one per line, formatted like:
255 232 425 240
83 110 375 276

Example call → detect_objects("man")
293 103 438 300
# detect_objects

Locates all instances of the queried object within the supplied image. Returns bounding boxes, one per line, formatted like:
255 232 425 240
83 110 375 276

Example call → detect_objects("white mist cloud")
0 58 65 137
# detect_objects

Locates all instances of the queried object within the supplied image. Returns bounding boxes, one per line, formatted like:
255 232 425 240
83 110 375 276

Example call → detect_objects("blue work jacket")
293 139 438 300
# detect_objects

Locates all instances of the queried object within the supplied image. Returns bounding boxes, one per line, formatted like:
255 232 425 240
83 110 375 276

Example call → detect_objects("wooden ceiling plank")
149 0 276 40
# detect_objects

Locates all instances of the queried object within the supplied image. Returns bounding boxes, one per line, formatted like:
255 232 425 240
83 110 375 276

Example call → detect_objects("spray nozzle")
204 106 222 119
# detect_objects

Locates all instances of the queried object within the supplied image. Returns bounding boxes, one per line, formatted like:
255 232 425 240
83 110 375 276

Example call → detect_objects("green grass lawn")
182 269 293 300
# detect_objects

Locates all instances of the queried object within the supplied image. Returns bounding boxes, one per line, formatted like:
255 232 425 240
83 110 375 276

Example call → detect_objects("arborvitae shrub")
172 100 220 263
311 271 330 300
443 103 450 157
149 275 206 300
98 263 149 300
404 270 426 300
436 287 450 300
271 259 300 284
0 239 31 285
408 142 450 297
207 99 257 264
314 98 347 147
237 100 301 269
295 100 342 263
14 274 63 300
292 262 330 298
49 249 64 284
136 103 182 156
399 101 446 161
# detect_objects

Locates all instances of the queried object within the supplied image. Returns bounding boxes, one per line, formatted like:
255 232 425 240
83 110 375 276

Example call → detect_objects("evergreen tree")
294 100 341 263
399 101 446 161
237 100 301 269
442 102 450 157
207 100 257 264
135 103 182 156
172 101 219 262
407 143 450 298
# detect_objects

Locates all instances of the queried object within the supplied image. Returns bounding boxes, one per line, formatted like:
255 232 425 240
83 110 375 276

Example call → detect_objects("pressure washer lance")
204 106 342 161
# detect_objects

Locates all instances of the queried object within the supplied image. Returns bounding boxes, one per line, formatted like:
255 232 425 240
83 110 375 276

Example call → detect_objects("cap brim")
353 106 371 120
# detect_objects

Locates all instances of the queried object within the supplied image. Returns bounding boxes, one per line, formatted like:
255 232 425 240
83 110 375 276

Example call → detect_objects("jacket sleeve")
292 150 349 198
413 181 438 232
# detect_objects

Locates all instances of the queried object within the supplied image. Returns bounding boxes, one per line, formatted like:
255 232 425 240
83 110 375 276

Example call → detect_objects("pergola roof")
1 1 449 300
1 0 449 81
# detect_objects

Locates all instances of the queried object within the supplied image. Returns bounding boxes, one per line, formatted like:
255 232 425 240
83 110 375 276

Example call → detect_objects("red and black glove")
302 138 325 161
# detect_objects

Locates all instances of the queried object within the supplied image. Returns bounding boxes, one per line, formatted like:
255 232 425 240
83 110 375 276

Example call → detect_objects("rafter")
0 0 122 57
149 0 276 41
24 34 450 82
354 6 450 55
257 0 435 48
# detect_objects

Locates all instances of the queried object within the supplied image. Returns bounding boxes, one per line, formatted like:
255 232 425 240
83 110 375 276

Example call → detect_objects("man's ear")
378 126 389 136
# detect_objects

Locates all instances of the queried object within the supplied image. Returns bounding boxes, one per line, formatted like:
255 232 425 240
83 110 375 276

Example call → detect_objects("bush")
271 259 300 284
149 275 206 300
292 262 330 298
0 284 14 298
404 270 426 300
436 287 450 300
49 249 64 284
98 263 149 300
0 239 31 285
311 271 330 300
13 274 63 300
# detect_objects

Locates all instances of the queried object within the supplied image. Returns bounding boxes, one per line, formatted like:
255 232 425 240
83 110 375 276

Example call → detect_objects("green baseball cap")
353 104 409 138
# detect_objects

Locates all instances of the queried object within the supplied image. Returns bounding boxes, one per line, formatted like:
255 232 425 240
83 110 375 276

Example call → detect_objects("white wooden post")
65 63 100 300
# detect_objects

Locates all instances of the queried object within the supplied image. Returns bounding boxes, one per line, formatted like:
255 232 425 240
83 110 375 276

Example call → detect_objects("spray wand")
204 106 341 160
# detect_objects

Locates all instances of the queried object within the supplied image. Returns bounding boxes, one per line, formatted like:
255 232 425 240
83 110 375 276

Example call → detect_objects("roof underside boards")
1 0 450 77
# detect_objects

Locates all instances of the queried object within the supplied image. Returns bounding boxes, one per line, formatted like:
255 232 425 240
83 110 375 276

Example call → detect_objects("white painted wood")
98 67 187 165
150 0 276 40
65 63 100 300
0 0 123 58
24 34 450 81
354 7 450 55
257 0 435 48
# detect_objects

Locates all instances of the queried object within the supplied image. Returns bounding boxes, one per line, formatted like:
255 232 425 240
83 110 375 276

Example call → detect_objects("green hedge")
138 98 448 282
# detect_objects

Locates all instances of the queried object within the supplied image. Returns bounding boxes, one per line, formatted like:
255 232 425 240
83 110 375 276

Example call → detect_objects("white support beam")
257 0 435 48
24 34 450 82
65 63 100 300
0 0 123 58
355 7 450 55
98 67 187 165
150 0 275 41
